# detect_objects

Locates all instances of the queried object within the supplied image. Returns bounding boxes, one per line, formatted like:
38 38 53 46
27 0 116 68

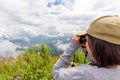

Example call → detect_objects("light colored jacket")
52 41 120 80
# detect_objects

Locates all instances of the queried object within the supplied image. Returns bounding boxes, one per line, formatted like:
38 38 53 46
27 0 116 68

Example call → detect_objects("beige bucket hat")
76 15 120 45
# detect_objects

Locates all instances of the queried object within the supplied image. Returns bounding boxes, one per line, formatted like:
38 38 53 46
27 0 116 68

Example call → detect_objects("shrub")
0 44 88 80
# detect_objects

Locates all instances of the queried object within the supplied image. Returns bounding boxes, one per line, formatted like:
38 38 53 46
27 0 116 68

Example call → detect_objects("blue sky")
0 0 120 57
47 0 65 7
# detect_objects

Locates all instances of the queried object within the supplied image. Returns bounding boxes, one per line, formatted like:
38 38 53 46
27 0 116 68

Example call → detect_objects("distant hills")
10 33 73 56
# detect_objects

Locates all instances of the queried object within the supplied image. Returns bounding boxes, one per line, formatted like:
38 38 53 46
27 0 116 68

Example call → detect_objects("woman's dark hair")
88 35 120 67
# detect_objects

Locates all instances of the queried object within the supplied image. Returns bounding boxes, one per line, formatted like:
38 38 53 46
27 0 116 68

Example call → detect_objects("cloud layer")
0 0 120 57
0 40 20 57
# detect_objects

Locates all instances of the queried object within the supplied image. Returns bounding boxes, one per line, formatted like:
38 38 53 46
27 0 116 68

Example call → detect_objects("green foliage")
0 44 88 80
0 44 55 80
70 49 88 66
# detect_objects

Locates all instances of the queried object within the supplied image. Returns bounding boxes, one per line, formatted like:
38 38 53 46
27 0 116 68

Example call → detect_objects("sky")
0 0 120 57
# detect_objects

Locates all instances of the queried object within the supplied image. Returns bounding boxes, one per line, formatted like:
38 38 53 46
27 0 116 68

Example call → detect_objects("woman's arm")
52 40 81 80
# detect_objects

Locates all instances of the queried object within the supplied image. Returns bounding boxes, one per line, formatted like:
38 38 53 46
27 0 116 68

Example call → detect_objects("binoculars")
79 35 86 43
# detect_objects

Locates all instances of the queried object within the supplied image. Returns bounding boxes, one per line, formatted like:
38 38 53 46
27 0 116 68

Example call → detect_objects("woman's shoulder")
73 64 120 80
75 64 120 73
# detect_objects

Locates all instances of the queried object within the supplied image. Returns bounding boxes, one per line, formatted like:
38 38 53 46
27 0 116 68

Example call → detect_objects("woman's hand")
71 36 86 48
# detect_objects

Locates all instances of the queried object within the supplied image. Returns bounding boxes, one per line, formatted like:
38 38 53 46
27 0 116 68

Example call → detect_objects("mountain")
9 33 73 56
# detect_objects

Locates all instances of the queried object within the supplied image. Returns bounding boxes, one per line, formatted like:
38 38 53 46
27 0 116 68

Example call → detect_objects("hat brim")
76 31 87 36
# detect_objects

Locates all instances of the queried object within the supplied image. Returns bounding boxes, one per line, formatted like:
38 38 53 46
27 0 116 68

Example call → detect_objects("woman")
52 15 120 80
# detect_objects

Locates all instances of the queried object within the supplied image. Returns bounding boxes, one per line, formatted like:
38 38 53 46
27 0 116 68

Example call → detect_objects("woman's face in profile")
86 35 93 57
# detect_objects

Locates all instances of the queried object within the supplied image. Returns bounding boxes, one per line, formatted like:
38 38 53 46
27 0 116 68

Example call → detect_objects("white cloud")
54 40 69 51
0 0 120 56
0 40 20 57
0 0 120 38
73 0 120 14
